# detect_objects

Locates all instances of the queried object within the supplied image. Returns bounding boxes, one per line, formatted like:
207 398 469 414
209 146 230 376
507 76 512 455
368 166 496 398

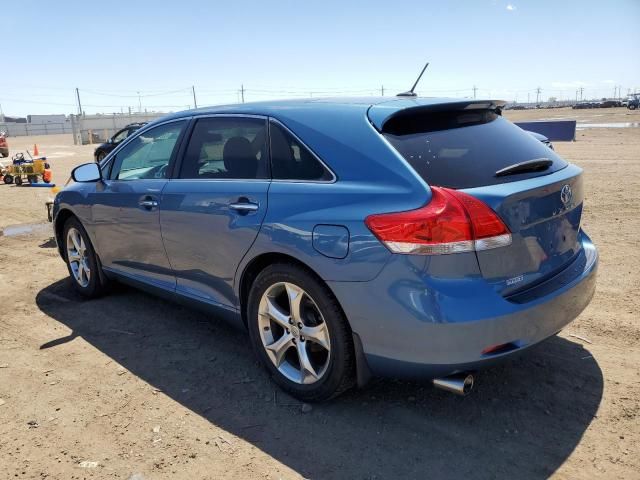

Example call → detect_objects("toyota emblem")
560 184 572 206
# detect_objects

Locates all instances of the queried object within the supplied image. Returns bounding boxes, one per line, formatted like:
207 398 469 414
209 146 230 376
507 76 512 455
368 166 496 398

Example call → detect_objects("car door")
90 119 188 289
160 115 270 308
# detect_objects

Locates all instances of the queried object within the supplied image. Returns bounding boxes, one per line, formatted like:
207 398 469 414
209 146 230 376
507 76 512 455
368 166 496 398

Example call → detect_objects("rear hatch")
374 100 583 296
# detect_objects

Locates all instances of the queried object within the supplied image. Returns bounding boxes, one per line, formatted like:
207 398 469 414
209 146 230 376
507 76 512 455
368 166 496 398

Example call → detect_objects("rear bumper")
328 233 598 379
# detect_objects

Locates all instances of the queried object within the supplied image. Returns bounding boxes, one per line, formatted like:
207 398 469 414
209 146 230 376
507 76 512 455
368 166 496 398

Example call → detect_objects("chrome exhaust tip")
432 373 474 396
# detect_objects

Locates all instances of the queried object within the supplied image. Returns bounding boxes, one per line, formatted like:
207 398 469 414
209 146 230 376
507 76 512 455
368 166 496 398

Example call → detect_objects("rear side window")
383 111 567 189
270 121 333 181
179 117 269 179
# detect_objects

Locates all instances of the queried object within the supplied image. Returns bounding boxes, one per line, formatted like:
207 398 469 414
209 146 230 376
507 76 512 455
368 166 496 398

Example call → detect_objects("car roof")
154 97 505 131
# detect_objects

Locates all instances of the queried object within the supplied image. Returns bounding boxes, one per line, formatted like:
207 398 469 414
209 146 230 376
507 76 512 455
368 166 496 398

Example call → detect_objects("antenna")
397 62 429 97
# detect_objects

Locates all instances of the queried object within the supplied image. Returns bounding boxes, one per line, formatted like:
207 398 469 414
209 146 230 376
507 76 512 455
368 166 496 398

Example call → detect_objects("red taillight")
365 186 511 255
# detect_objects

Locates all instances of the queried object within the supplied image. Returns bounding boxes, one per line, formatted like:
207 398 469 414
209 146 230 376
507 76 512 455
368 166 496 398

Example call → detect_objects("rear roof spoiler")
367 99 507 132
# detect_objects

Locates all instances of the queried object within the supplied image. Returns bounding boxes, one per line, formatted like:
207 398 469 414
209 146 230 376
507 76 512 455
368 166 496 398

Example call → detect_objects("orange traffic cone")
33 144 39 156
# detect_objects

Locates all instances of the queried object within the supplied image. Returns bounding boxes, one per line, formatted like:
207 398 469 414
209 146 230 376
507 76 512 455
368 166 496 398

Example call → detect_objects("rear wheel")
247 263 355 402
27 174 38 184
14 176 22 186
63 217 109 298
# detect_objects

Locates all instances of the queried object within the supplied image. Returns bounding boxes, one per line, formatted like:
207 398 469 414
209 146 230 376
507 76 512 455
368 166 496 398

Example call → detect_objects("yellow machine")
2 153 52 185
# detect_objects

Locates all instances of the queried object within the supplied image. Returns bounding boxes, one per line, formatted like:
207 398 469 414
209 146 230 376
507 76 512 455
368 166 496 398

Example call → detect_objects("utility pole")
137 91 142 113
527 92 530 104
240 84 245 103
75 87 83 116
192 85 198 109
579 87 584 101
381 85 385 96
535 86 541 104
473 85 478 99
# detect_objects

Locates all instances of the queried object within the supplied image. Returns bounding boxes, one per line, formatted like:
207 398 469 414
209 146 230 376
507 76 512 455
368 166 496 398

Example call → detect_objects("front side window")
111 121 185 180
270 121 333 181
179 117 268 179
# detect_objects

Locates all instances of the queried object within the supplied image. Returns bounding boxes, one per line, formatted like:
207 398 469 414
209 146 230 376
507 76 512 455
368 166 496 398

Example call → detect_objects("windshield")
383 111 568 189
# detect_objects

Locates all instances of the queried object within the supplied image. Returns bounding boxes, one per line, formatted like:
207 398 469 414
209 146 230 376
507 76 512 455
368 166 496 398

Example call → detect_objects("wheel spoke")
76 261 84 281
82 259 91 280
67 252 81 262
79 236 86 255
265 332 294 367
71 232 81 253
261 296 290 328
301 322 330 350
296 341 319 383
285 283 304 324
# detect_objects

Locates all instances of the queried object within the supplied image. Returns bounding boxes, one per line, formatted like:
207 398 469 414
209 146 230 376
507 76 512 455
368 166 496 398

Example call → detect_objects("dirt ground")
0 107 639 479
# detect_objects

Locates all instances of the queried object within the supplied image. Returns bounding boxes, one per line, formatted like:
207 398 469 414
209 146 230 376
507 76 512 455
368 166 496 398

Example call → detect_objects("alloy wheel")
258 282 331 385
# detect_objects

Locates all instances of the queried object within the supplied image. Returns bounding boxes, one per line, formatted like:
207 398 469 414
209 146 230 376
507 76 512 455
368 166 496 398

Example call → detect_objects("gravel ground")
0 107 638 479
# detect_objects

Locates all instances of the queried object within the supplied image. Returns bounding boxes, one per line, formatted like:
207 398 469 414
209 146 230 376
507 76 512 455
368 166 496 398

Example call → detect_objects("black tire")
27 174 38 184
3 174 13 184
14 176 22 186
247 262 355 402
62 216 109 298
629 104 637 111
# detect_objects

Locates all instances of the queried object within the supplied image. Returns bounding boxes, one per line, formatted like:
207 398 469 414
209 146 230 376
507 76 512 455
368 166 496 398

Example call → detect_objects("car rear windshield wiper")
495 158 553 177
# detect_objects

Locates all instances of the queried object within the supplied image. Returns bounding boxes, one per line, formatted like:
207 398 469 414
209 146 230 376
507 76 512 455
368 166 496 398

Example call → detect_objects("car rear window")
382 110 567 189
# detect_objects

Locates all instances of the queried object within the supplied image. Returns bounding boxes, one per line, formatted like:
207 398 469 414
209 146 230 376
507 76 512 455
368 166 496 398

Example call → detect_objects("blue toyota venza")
52 98 597 401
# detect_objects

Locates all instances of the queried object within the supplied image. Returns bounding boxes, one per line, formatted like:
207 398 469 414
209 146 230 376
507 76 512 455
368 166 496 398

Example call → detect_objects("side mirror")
72 162 102 182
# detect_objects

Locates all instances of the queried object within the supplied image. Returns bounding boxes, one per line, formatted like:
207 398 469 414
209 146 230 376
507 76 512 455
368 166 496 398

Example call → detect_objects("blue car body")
53 97 597 383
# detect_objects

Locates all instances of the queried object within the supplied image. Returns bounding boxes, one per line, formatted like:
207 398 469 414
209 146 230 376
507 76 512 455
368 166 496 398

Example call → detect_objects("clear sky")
2 0 639 116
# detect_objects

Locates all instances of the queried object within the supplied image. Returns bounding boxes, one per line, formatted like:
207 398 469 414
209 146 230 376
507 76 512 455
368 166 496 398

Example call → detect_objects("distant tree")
548 96 557 103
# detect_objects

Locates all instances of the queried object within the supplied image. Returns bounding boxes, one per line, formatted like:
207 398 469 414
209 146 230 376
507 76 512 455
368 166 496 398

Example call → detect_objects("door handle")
229 201 259 213
139 197 159 209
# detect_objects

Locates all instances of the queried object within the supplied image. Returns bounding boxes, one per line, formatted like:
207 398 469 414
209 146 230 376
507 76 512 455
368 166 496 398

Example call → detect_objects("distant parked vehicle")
628 96 639 110
93 123 147 162
572 102 593 109
0 132 8 158
621 99 629 108
599 100 618 108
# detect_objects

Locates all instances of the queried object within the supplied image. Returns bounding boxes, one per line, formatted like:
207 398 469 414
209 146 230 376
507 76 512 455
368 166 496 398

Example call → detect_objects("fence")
71 113 166 145
0 122 73 136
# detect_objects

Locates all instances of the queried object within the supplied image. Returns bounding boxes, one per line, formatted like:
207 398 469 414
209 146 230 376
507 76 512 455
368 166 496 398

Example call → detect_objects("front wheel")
247 263 355 402
3 174 13 184
63 217 109 298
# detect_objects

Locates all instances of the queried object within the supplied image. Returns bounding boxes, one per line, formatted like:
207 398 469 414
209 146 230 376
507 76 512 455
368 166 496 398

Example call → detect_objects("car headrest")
223 136 257 178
